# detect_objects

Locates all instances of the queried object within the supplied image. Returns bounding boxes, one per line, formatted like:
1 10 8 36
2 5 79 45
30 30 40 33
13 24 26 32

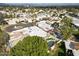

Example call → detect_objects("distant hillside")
0 3 79 8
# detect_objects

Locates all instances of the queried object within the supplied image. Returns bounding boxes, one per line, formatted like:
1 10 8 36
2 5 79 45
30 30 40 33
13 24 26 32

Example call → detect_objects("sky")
1 3 79 7
0 0 79 3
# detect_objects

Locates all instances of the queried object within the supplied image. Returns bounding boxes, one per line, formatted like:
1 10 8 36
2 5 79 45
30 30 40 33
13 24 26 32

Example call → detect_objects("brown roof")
74 42 79 50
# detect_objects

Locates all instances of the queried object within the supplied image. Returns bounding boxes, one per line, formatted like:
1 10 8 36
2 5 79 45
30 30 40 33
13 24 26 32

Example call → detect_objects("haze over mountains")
0 3 79 8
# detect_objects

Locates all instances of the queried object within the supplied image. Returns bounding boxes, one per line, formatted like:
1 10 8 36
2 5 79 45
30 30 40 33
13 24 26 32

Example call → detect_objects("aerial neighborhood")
0 5 79 56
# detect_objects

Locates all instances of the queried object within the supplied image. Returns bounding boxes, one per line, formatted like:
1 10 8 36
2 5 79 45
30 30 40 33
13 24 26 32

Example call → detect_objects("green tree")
10 36 49 56
60 16 73 40
49 41 66 56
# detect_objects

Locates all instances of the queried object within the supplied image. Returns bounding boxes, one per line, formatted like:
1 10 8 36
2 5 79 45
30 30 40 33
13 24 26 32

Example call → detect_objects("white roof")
9 26 48 47
72 17 79 27
10 26 48 38
64 40 79 56
72 50 79 56
37 21 53 31
64 40 72 50
8 20 16 25
65 14 79 27
23 26 47 37
0 10 6 14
